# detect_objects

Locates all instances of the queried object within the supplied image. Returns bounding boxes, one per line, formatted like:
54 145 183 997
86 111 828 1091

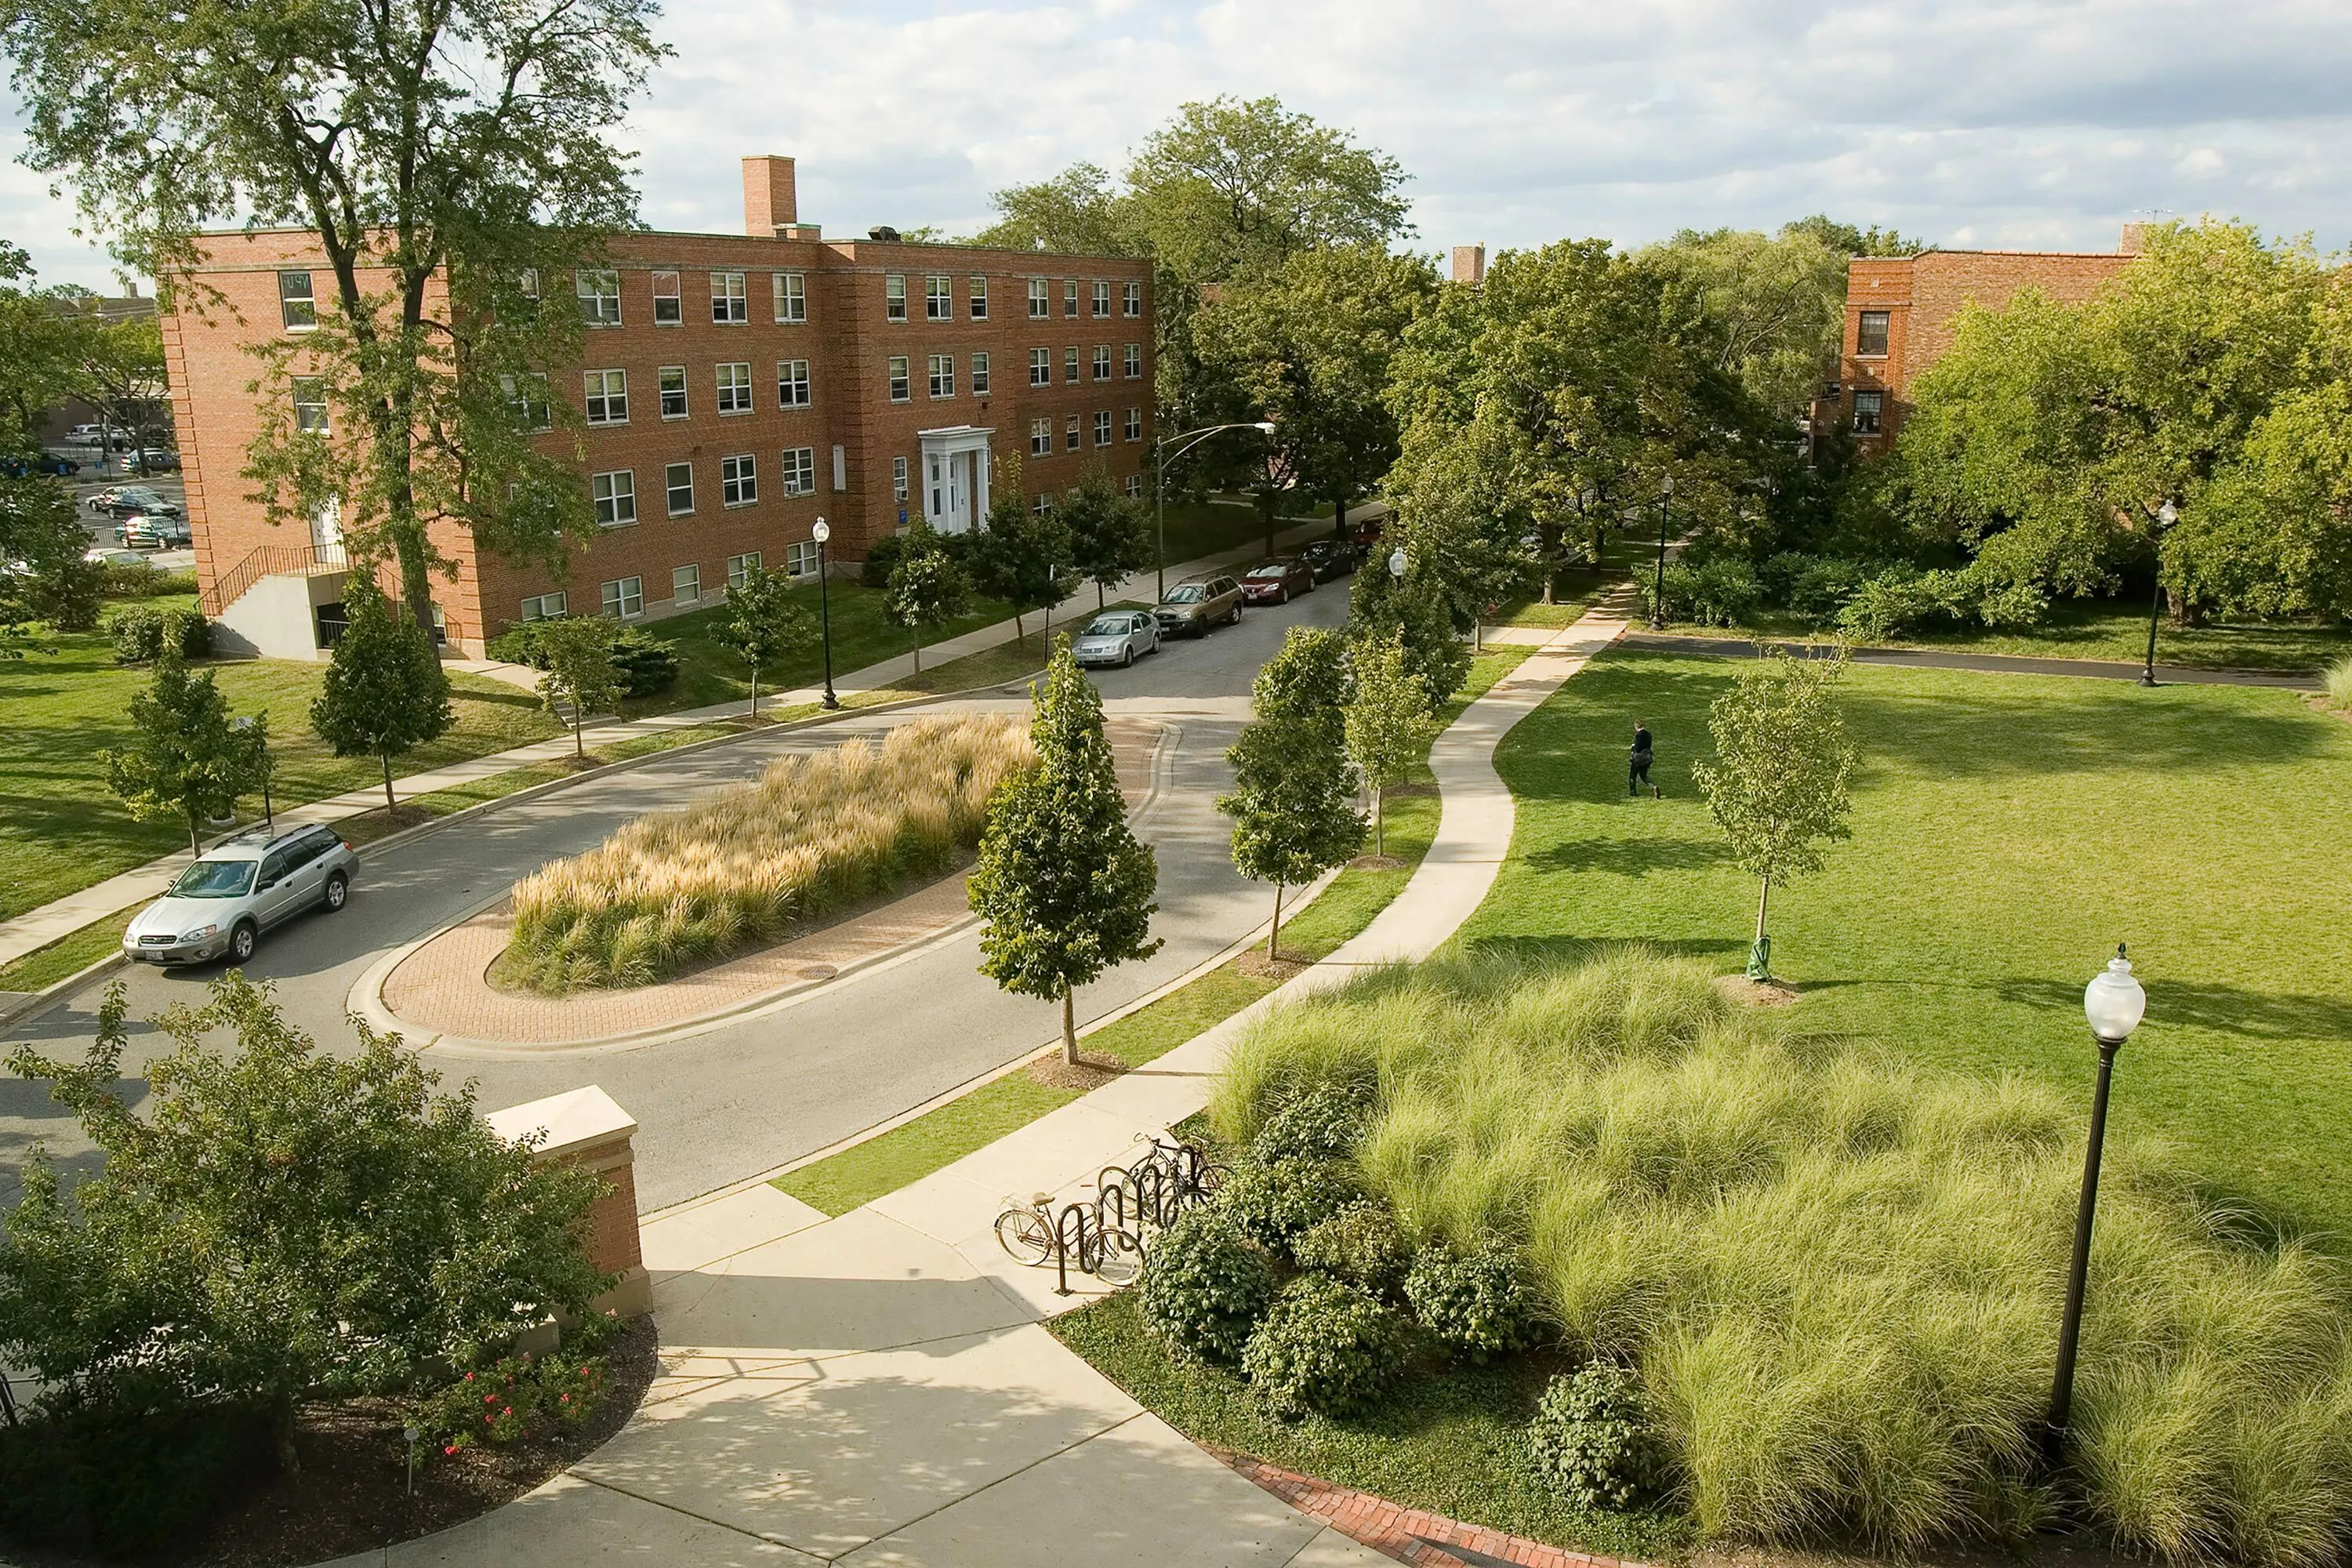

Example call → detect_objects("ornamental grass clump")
503 716 1033 992
1208 946 2352 1564
2324 653 2352 711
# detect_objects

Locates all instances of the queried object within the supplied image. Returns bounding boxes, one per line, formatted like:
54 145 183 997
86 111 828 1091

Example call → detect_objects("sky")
6 0 2350 291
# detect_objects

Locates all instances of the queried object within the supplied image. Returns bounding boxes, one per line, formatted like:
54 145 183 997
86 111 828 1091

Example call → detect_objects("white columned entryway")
918 425 993 534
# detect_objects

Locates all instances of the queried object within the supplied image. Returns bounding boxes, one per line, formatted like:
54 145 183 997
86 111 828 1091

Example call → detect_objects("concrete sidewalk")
319 593 1634 1567
0 512 1348 975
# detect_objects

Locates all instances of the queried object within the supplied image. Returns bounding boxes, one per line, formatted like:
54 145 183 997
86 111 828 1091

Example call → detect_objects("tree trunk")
1012 608 1025 651
382 753 397 812
1269 882 1285 964
1097 582 1106 610
187 812 202 860
273 1395 299 1475
1062 985 1078 1067
572 709 585 759
1755 875 1771 944
748 667 759 720
1373 789 1385 858
912 637 923 675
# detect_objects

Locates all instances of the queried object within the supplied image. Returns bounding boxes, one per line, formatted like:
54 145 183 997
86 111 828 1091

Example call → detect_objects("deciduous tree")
309 578 452 810
965 490 1076 649
713 563 815 717
1345 632 1436 859
1219 626 1363 962
100 652 265 857
1059 464 1154 608
884 519 972 673
532 616 623 758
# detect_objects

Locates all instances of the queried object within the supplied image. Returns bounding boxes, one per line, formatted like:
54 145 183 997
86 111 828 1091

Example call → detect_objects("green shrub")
412 1343 609 1458
0 1396 270 1559
1139 1207 1276 1364
1249 1083 1371 1166
1405 1237 1537 1362
1293 1201 1414 1297
2324 654 2352 711
488 619 676 699
1529 1361 1668 1512
109 604 165 663
163 605 211 659
1642 558 1761 629
97 558 165 597
1241 1273 1405 1418
1219 1156 1363 1254
860 531 909 590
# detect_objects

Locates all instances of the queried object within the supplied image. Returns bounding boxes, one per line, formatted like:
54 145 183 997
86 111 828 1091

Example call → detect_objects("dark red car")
1239 557 1316 605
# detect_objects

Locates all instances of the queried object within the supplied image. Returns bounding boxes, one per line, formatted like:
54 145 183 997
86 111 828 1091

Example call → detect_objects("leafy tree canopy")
100 652 266 856
310 577 453 808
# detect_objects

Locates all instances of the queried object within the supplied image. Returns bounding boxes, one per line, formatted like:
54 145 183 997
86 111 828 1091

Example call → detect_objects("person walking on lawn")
1630 719 1657 798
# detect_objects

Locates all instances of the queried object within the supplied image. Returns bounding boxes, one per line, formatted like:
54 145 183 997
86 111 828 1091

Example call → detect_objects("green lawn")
1460 648 2352 1240
0 593 562 922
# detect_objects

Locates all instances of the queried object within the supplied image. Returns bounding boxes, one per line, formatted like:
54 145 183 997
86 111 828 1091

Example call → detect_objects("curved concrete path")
317 593 1635 1568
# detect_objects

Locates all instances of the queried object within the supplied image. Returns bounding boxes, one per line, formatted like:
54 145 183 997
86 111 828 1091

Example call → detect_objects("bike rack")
1020 1134 1224 1296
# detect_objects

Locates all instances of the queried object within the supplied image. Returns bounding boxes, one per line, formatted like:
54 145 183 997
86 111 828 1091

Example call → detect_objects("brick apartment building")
1822 224 2144 456
164 155 1156 659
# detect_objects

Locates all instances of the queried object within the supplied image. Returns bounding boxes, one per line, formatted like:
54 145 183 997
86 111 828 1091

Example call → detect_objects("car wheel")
229 921 257 964
323 872 349 913
1229 602 1243 625
1276 589 1289 605
1120 645 1134 668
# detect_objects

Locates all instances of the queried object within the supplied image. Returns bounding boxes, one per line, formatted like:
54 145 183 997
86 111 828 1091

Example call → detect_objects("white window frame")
1033 491 1052 516
1094 410 1112 448
716 361 753 416
601 575 644 619
1093 345 1112 381
773 270 806 323
885 273 907 321
1123 279 1142 318
971 351 990 394
659 365 688 420
727 552 760 592
592 469 637 528
279 270 317 331
781 445 816 496
1124 343 1142 379
652 269 682 325
1124 406 1142 442
1853 390 1886 435
521 591 568 621
1092 279 1111 318
519 267 541 303
893 455 909 503
673 564 701 605
1029 418 1051 457
576 267 621 325
1857 310 1891 358
926 273 951 320
502 372 550 433
776 358 811 408
1064 347 1080 384
665 460 695 516
720 453 757 507
292 376 330 434
1065 414 1081 452
1063 278 1079 318
928 353 954 399
1124 474 1143 497
1030 348 1051 387
887 354 910 403
785 539 820 579
1028 278 1049 319
584 368 628 426
712 270 749 324
969 275 989 319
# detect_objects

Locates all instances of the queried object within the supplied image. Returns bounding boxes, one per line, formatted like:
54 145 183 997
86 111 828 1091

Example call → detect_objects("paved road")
0 581 1352 1212
1621 631 2323 688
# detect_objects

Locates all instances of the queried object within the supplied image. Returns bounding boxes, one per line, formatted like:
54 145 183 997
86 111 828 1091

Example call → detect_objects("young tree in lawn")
533 615 624 759
3 0 665 637
309 578 452 811
100 652 265 858
0 975 606 1472
1060 464 1154 608
1348 550 1471 707
1219 626 1363 963
1690 652 1857 982
884 520 972 673
1345 631 1437 859
970 639 1161 1065
713 562 816 717
965 490 1076 650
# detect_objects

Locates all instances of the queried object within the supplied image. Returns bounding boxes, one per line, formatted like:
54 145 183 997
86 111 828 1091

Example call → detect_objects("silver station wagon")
122 823 358 966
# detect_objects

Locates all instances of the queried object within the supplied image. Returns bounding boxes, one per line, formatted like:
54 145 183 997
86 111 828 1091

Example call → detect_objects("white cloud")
5 0 2350 289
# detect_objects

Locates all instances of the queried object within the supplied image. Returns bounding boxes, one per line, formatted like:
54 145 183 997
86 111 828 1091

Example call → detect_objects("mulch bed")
1234 952 1312 982
1027 1051 1131 1091
1348 853 1409 872
1715 975 1800 1009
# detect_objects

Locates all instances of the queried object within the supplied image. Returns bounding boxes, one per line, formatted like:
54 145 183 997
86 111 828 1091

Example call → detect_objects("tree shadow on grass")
1835 681 2333 781
1518 836 1729 877
1995 976 2352 1044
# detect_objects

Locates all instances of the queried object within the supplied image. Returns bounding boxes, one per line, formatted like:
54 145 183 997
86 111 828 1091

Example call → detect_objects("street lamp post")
811 518 839 710
2140 500 2177 688
1650 475 1674 630
2045 943 2148 1467
1155 421 1277 604
234 713 274 833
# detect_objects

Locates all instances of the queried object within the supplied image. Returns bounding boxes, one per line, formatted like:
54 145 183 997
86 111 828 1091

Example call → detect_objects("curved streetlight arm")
1153 421 1276 602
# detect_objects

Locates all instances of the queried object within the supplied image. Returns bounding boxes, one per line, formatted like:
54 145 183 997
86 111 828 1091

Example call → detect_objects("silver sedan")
1071 609 1160 669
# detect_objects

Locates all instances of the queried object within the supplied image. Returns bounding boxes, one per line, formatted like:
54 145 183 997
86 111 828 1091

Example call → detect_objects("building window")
601 575 644 619
576 268 620 325
1033 492 1052 516
503 372 551 432
1094 410 1112 448
1065 414 1080 452
716 361 753 416
521 591 567 621
926 274 951 320
519 267 540 303
673 564 700 605
1062 278 1078 318
1029 347 1051 387
727 552 760 591
1093 346 1112 381
1857 310 1890 358
893 455 909 503
720 453 757 506
887 355 910 403
1123 280 1142 318
1029 278 1049 318
584 368 627 425
833 444 847 491
777 358 811 408
971 351 990 394
1030 418 1051 457
1092 280 1110 318
928 353 954 399
1853 390 1885 436
1124 406 1142 442
1064 347 1080 384
885 273 907 321
786 539 820 579
712 270 748 324
592 470 636 527
1123 343 1142 379
781 445 816 496
970 276 989 319
773 270 806 323
652 269 681 325
666 461 695 516
279 270 317 330
292 376 330 434
1125 474 1142 498
659 365 687 419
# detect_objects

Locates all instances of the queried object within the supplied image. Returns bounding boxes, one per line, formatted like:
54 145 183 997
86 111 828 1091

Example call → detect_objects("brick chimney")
2118 222 2147 256
743 155 798 238
1451 243 1486 285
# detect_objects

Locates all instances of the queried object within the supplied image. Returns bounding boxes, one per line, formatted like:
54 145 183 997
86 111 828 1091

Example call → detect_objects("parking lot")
64 459 191 561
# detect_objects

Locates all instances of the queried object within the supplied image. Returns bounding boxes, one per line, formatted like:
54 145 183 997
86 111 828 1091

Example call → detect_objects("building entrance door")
920 425 993 535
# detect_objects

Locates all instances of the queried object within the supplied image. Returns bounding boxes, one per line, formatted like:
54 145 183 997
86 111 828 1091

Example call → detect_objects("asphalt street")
0 575 1353 1212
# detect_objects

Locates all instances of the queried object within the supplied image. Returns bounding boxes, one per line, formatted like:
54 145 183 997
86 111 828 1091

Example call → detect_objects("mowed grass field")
1460 649 2352 1240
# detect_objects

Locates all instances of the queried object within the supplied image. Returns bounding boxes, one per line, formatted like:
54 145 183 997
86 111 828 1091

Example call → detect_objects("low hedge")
1139 1207 1276 1365
1240 1273 1405 1418
111 604 211 663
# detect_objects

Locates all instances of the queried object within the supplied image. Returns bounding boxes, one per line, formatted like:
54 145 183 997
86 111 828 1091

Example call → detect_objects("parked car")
1347 510 1388 549
84 546 149 568
122 824 358 967
1072 609 1160 669
116 512 192 549
1239 557 1316 606
1298 539 1359 582
133 448 180 474
100 486 180 519
0 452 80 477
1153 572 1244 637
67 426 129 451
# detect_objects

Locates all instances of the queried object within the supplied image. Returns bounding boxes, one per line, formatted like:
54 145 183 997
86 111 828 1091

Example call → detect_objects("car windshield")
1244 565 1287 579
1085 615 1134 637
169 859 256 898
1163 586 1204 604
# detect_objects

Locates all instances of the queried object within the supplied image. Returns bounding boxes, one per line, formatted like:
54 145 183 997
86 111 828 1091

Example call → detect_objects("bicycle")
995 1191 1062 1266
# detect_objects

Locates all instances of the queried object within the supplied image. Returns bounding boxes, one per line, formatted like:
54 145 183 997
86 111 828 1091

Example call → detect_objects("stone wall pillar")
486 1085 652 1319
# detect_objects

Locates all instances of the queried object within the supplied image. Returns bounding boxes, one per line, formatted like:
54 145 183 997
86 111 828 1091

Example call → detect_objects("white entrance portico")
918 424 992 535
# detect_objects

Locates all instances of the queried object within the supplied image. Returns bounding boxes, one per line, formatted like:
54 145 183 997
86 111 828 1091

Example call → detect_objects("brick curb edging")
1217 1450 1643 1568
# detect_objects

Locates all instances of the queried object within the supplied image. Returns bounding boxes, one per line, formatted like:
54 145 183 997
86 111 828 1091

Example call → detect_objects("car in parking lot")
1239 557 1316 606
116 513 193 549
84 546 150 568
134 448 180 474
96 485 180 519
1153 572 1244 637
1298 539 1359 582
122 823 358 967
1072 609 1160 668
0 452 80 477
